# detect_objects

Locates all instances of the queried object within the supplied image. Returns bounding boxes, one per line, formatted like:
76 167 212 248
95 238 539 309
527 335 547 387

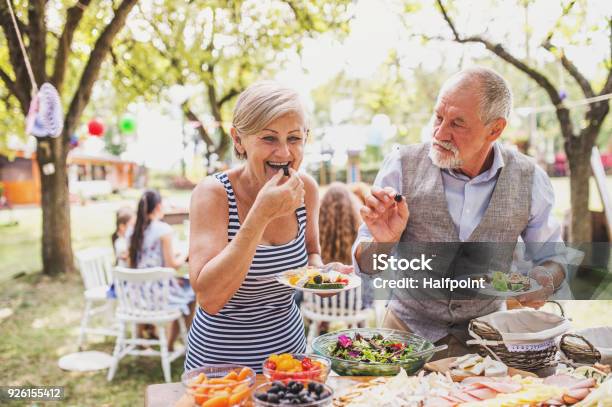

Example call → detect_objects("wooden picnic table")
145 374 374 407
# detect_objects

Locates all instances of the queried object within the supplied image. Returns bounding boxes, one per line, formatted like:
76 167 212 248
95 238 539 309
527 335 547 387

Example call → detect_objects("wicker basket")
559 333 604 366
468 319 558 372
467 302 567 372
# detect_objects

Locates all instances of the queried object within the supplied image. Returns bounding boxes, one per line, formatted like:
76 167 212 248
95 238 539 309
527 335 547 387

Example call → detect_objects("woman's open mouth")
266 161 291 176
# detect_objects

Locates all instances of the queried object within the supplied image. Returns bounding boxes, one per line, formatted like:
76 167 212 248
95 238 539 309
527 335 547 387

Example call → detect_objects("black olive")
313 275 323 284
287 380 296 388
277 391 286 398
267 393 279 403
307 382 317 393
255 392 268 401
294 382 304 392
314 383 324 395
274 381 286 389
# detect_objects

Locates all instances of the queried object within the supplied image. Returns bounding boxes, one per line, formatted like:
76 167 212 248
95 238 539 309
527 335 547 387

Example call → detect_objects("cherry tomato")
301 357 313 370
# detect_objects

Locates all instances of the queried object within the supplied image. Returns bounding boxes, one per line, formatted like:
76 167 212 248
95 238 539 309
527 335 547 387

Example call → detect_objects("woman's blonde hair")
232 81 308 159
319 183 362 265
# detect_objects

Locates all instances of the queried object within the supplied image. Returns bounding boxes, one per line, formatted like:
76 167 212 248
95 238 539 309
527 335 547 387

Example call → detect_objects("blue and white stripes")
185 172 307 372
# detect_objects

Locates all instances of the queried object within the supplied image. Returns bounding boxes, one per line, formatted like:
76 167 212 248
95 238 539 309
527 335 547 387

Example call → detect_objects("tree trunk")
36 137 74 275
567 145 592 243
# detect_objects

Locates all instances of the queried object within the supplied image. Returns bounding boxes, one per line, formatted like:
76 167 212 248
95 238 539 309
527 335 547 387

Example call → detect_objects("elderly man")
353 67 565 358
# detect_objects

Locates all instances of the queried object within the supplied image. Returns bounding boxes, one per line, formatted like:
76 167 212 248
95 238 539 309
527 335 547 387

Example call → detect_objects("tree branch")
601 18 612 96
0 2 31 111
218 88 239 106
183 105 214 147
436 0 461 41
437 0 562 106
0 1 27 38
51 0 92 91
436 0 576 147
0 68 17 100
542 0 577 46
64 0 138 141
542 40 594 98
28 0 47 84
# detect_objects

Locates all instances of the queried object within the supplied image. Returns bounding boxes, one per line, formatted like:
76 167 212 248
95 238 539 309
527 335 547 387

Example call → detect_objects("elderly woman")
186 81 325 372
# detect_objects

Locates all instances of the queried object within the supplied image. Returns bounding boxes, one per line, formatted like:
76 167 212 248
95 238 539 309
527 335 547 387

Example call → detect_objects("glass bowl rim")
311 328 436 366
181 363 256 389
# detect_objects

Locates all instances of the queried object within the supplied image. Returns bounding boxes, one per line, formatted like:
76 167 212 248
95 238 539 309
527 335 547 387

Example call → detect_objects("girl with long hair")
129 189 194 351
111 206 134 267
319 183 362 265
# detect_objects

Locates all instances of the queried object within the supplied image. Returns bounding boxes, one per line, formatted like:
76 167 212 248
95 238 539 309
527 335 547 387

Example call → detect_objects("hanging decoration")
87 119 105 137
5 0 63 139
118 115 137 134
25 83 64 138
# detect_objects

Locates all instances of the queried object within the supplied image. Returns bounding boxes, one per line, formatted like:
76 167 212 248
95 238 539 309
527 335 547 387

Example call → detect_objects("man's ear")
487 118 506 142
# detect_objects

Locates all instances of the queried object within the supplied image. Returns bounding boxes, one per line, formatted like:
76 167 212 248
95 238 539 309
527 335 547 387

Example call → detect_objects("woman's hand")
253 168 304 222
360 186 409 243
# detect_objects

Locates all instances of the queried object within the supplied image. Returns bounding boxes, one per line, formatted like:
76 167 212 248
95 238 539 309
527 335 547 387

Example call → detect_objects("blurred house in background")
0 149 138 205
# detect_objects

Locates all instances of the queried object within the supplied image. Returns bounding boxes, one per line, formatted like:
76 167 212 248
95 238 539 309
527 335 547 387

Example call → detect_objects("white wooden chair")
107 267 187 383
301 286 372 349
75 247 118 349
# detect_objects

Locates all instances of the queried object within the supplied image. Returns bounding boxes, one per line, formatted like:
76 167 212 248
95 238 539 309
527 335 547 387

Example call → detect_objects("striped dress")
185 172 308 373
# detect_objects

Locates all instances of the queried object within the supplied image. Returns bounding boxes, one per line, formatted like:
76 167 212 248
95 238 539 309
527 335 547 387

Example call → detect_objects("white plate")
478 276 542 297
276 269 361 294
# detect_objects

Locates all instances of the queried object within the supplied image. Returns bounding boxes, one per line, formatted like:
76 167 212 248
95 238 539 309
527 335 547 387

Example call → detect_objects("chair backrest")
113 267 176 317
301 286 364 318
75 247 114 290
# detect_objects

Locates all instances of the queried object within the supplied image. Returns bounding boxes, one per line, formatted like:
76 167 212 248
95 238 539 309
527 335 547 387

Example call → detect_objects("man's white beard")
429 141 464 169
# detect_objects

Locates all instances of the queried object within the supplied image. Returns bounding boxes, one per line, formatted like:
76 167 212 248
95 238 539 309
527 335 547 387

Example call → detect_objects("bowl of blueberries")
252 380 334 406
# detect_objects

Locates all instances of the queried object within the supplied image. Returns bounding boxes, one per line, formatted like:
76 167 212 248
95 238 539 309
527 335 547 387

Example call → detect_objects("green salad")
490 271 531 292
328 333 415 363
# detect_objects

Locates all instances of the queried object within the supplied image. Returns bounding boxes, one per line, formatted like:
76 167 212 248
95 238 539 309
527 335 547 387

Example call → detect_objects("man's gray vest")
389 142 535 342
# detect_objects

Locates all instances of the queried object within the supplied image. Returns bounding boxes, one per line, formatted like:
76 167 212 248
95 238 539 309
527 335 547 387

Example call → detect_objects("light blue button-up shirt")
353 142 564 268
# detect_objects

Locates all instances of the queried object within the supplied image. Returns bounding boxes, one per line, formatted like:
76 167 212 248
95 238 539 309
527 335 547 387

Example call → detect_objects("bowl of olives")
251 380 333 406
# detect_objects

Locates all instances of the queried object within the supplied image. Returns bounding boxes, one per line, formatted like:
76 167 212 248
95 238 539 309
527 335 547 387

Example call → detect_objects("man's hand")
516 266 555 309
360 186 409 243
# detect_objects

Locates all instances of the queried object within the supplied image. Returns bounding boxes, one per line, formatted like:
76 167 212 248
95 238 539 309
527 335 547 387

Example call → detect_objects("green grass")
0 272 186 406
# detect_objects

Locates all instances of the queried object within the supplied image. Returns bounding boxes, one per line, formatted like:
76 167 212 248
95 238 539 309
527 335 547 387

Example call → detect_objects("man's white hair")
440 66 513 124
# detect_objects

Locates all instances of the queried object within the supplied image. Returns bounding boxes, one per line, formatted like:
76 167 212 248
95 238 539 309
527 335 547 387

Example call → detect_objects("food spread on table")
332 368 607 407
177 314 612 407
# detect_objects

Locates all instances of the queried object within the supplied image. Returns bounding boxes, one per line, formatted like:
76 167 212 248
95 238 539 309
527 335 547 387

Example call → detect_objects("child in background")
112 207 135 267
